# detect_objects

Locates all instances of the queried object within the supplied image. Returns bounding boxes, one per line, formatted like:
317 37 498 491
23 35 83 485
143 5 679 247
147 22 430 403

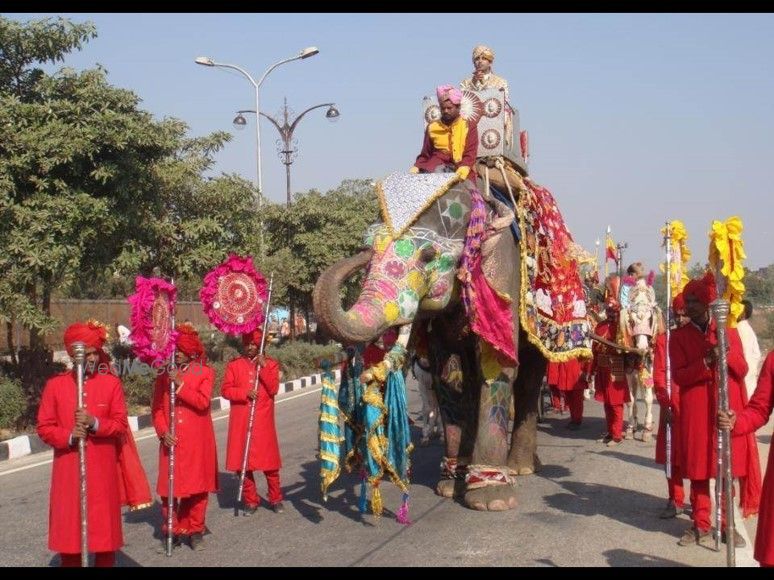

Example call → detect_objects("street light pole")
233 99 339 206
194 47 319 197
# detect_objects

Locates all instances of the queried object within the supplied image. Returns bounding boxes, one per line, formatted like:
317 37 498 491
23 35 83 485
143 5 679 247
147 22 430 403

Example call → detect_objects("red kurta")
653 333 682 466
414 118 479 177
734 350 774 566
221 356 282 472
547 358 589 392
670 320 748 480
591 320 631 406
37 371 128 553
152 363 219 498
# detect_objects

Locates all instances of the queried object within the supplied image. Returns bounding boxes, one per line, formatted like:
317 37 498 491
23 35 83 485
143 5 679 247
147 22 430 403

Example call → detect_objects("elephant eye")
420 246 438 263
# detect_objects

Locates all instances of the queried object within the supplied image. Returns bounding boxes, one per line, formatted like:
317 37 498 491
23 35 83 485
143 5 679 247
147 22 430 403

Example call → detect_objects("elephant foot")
464 485 518 511
435 478 465 499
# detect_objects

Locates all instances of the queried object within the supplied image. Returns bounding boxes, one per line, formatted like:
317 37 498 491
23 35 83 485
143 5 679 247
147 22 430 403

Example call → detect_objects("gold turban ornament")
472 45 495 63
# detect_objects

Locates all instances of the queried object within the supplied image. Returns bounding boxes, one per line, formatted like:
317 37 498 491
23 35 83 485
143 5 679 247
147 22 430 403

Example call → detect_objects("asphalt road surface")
0 377 764 567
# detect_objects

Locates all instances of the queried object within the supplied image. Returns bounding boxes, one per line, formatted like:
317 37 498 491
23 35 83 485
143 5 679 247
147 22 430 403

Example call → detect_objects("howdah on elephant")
313 170 590 511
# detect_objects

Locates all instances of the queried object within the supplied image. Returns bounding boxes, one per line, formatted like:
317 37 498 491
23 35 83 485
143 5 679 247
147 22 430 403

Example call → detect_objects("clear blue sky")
9 13 774 271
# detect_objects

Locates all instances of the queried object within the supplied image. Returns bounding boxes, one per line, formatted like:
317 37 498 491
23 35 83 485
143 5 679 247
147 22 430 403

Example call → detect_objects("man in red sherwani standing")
653 293 689 519
222 329 284 514
590 277 631 447
152 323 218 551
670 272 760 548
37 321 129 567
547 356 591 430
720 349 774 567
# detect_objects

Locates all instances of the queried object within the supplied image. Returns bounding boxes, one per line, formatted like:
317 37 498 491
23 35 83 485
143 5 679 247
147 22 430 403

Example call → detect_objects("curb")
0 368 340 463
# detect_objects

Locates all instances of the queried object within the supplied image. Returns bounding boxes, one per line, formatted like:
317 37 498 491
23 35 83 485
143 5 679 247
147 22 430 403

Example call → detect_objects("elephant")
313 176 550 511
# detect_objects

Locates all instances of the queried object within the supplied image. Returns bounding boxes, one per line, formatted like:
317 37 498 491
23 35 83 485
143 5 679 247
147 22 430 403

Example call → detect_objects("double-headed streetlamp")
194 47 319 198
233 98 339 206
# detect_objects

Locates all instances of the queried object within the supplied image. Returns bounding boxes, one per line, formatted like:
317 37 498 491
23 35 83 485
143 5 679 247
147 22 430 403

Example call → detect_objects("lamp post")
233 98 340 206
194 47 319 199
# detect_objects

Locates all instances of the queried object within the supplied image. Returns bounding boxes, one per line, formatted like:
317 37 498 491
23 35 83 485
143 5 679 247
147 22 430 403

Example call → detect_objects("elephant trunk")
313 250 384 344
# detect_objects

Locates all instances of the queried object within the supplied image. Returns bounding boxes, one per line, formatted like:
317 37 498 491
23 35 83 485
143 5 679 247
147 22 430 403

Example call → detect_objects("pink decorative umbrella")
127 276 178 364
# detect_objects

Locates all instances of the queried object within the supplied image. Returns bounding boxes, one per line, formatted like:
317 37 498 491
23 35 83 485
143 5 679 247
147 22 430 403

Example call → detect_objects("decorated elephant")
313 168 591 511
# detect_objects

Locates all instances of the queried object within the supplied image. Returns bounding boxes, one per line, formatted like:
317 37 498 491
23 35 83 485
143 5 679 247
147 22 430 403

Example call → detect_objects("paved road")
0 378 764 567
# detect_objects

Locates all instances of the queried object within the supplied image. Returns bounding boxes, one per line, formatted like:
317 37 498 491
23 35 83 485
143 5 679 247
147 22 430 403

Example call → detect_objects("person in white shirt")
115 323 132 345
737 299 762 400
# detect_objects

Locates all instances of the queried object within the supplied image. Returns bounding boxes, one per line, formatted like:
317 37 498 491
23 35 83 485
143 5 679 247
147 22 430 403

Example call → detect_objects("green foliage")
259 178 379 312
121 371 155 414
266 340 342 382
0 375 25 431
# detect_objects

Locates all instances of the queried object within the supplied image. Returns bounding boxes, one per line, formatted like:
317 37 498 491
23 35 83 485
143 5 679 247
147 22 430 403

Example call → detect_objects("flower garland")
660 219 691 299
708 216 746 328
127 276 178 364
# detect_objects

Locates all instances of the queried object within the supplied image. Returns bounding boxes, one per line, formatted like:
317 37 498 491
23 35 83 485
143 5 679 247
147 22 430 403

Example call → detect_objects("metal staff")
166 279 177 557
237 274 274 509
663 222 673 480
72 342 89 567
710 297 735 565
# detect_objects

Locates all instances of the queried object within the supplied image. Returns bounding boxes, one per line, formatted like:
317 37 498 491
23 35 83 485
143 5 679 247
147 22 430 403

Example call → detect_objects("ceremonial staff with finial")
71 341 89 567
663 222 673 481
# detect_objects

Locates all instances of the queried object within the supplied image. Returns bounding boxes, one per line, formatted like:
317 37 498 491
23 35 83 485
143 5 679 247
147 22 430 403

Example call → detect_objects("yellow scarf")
428 117 468 163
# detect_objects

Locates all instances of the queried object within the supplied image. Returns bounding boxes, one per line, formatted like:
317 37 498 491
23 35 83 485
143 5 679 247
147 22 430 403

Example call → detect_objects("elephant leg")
433 362 470 499
464 357 517 512
507 345 547 476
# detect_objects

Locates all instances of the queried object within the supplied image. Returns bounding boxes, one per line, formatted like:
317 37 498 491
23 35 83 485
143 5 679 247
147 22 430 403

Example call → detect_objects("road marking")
0 386 322 477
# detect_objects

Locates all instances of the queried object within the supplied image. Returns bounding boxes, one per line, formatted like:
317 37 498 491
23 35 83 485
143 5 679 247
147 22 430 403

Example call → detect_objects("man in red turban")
221 328 284 514
589 275 632 446
410 83 479 182
670 272 760 547
652 293 690 519
152 323 218 552
37 321 130 566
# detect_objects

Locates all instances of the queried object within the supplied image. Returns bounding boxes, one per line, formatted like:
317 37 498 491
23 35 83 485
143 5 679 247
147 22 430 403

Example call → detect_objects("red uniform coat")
591 320 631 405
734 351 774 565
152 363 219 497
652 333 682 466
37 371 128 553
221 356 282 472
670 320 748 480
547 358 590 392
414 119 479 177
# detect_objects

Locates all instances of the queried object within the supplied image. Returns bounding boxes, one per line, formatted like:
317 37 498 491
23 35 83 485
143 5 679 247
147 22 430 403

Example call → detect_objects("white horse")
620 277 664 442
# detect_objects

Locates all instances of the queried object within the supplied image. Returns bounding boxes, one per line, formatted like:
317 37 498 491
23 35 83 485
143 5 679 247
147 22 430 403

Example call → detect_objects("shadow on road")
543 480 689 540
603 548 689 567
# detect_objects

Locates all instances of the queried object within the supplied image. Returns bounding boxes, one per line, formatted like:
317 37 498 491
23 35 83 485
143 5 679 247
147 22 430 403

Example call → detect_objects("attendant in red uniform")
411 84 478 183
720 350 774 566
670 272 760 547
152 324 218 551
37 321 129 567
590 276 631 447
653 293 689 519
222 329 284 514
547 357 591 429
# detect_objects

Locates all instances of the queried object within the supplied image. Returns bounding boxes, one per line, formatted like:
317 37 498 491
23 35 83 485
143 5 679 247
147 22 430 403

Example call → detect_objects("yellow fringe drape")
708 216 746 328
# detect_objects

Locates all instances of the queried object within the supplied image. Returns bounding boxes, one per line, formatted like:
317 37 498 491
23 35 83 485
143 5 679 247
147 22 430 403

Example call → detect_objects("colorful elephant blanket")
516 178 592 361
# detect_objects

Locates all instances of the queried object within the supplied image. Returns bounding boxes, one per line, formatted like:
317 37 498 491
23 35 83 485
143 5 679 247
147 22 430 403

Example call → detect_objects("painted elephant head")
314 181 474 343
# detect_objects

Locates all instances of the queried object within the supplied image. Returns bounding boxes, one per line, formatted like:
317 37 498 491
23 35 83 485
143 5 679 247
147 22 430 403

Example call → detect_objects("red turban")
176 323 205 359
242 329 264 347
64 321 108 356
672 292 686 313
683 272 717 307
436 84 462 105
